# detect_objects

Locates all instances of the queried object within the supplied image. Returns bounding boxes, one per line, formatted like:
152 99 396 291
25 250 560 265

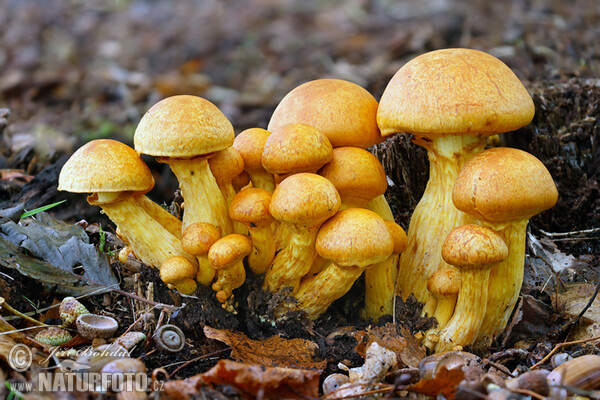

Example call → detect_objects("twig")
0 297 48 327
322 382 394 399
508 387 546 400
530 335 600 369
538 227 600 238
169 347 231 376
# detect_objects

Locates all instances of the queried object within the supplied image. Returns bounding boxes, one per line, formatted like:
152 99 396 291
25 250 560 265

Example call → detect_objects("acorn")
113 331 146 351
59 297 90 327
76 314 118 341
35 327 73 346
153 324 185 353
547 354 600 390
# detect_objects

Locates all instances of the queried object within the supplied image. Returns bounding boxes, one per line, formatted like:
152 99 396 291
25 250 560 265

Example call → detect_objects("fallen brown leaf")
407 365 465 399
204 326 326 370
354 323 424 368
163 359 320 400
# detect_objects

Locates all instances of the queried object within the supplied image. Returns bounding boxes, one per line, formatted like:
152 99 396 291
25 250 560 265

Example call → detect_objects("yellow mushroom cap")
384 220 408 255
442 224 508 268
208 234 253 270
377 48 535 138
160 256 198 286
134 95 234 157
452 147 558 223
181 222 221 256
268 79 383 148
269 173 341 227
262 123 333 175
427 268 461 298
58 139 154 194
229 188 274 226
233 128 271 173
316 208 394 267
208 147 245 182
318 147 387 205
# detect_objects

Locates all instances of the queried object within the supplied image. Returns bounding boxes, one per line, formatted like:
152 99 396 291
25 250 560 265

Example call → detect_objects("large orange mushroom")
377 48 535 303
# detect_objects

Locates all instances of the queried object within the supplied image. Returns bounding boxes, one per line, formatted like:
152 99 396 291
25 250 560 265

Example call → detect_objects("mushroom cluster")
58 48 557 340
58 80 405 319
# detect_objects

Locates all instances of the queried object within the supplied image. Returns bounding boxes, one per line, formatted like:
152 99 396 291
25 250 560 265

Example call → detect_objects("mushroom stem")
264 226 318 292
246 226 275 275
166 157 232 235
166 157 232 285
476 220 528 341
92 195 196 269
363 194 398 319
135 195 182 239
396 135 484 302
294 263 363 319
249 170 275 193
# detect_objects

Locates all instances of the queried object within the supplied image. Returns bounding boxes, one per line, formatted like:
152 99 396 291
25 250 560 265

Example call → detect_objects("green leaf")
20 200 67 219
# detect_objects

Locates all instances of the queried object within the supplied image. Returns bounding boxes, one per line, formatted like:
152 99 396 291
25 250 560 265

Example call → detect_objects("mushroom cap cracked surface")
262 123 333 175
233 127 271 173
442 224 508 268
452 147 558 223
134 95 234 157
229 188 274 226
208 234 253 269
377 48 535 138
316 208 394 268
269 173 341 227
268 79 383 148
58 139 154 194
181 222 221 256
318 147 387 205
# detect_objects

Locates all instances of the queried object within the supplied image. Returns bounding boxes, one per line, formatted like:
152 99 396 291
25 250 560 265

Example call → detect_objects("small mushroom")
181 222 220 285
153 324 185 353
35 327 73 346
76 314 119 344
160 256 198 295
229 188 275 275
233 127 275 192
59 296 90 327
208 147 246 217
262 123 333 183
434 224 508 352
422 267 461 347
208 234 253 305
264 173 341 293
293 208 393 319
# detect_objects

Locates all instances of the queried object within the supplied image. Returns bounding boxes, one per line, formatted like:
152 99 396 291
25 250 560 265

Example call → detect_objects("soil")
1 0 600 398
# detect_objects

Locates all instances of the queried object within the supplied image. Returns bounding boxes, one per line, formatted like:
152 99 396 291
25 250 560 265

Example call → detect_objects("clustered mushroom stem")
364 194 398 318
135 195 182 239
166 157 232 236
435 269 491 352
94 196 196 269
396 135 485 302
250 170 276 193
295 264 363 319
264 226 318 292
246 227 275 275
477 219 528 340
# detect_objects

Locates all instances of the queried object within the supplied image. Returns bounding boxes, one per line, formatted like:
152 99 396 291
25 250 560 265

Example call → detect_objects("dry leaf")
163 359 320 400
354 323 424 368
204 326 326 370
407 365 465 399
556 283 600 341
